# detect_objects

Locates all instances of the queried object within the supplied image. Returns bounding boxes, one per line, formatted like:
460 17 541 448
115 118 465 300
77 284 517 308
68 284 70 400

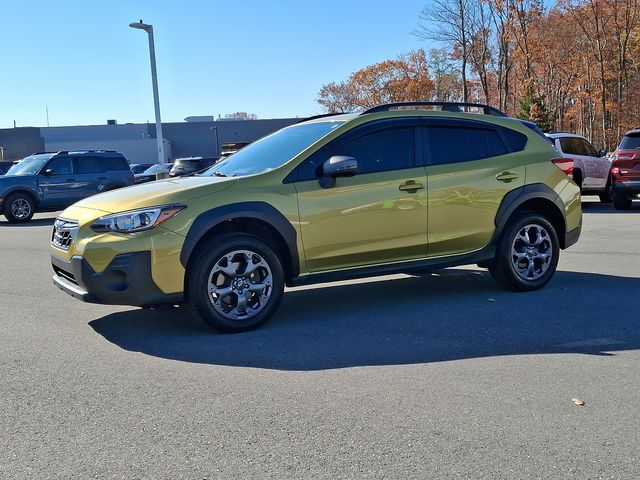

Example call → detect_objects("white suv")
546 133 612 202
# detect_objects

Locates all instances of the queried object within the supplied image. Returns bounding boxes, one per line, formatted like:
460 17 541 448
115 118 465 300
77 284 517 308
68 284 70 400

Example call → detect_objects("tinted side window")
426 126 507 165
298 127 415 180
579 139 598 157
45 157 73 175
560 137 589 156
76 157 104 174
500 127 528 152
102 156 128 171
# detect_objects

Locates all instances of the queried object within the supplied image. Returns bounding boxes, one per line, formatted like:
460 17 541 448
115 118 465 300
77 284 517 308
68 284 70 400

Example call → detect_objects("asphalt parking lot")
1 198 639 479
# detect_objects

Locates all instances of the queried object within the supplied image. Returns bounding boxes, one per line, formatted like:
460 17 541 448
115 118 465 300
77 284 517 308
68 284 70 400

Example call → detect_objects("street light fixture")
129 20 165 164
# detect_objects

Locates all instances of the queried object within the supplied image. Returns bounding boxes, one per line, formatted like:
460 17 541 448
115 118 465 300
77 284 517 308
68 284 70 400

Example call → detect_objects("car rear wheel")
599 178 612 203
3 193 35 223
489 213 559 291
186 233 285 333
613 191 632 210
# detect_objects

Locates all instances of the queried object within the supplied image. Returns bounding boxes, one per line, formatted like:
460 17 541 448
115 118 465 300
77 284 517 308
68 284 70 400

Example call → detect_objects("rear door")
421 119 526 257
74 156 105 197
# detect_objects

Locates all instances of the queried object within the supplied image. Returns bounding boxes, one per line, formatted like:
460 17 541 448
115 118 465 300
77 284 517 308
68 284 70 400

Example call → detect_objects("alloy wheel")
11 198 31 220
207 249 273 320
510 224 553 281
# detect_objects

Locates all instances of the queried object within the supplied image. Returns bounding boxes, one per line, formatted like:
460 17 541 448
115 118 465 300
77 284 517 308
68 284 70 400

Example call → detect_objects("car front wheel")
489 214 560 291
3 193 35 223
186 233 285 333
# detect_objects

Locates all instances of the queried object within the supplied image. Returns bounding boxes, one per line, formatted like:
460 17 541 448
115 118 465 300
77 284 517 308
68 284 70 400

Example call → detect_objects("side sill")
289 246 495 287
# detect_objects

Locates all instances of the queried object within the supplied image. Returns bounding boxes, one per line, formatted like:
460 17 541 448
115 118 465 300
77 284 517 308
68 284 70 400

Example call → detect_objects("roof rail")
361 102 508 117
32 151 65 155
296 112 350 124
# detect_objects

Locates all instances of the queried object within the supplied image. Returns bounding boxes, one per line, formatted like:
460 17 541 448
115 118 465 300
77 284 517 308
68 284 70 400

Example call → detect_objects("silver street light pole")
129 20 165 164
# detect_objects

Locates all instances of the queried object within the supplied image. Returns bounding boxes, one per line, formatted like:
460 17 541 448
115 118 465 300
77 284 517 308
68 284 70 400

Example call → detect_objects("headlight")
91 205 186 233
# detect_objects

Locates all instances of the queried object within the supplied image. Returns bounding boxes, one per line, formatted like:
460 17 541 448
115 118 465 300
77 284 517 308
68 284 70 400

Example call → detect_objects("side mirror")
598 149 607 157
319 156 358 189
44 168 56 176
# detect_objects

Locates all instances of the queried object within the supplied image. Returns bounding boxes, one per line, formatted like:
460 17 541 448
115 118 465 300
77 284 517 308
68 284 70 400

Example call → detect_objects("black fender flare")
492 183 567 245
179 201 299 277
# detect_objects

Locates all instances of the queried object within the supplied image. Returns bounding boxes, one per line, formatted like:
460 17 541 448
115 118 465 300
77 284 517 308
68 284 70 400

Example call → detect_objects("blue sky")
1 0 555 128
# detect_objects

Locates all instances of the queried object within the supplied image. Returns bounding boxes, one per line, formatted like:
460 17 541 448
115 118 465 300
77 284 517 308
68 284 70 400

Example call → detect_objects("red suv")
611 129 640 209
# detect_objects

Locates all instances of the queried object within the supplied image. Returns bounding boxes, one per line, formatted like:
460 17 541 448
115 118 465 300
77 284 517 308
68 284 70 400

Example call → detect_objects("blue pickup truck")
0 150 134 223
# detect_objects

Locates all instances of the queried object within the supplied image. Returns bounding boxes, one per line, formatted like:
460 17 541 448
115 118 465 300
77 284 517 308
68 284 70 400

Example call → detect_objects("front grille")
51 218 79 251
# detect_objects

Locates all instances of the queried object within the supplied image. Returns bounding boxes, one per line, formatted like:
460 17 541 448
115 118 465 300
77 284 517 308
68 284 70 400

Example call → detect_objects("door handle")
496 171 518 183
399 181 424 193
65 178 75 182
97 177 107 180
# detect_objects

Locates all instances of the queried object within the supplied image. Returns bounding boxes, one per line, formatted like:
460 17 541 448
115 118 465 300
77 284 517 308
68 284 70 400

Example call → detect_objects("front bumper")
51 251 183 306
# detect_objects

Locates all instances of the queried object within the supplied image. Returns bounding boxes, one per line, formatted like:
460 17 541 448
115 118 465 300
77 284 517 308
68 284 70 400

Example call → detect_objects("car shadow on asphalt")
89 269 640 371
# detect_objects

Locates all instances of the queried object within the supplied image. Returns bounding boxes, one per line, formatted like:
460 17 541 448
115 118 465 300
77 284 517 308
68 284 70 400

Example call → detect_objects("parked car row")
546 129 640 210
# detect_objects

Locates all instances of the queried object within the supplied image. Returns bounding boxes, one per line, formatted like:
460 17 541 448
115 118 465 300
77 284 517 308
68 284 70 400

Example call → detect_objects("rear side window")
76 155 128 173
76 157 104 174
560 137 588 156
500 127 528 152
620 133 640 149
102 156 128 171
425 126 508 165
297 127 415 180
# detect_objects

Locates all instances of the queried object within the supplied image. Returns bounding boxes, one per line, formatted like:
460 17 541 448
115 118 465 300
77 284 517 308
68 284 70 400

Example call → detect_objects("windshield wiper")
212 171 236 177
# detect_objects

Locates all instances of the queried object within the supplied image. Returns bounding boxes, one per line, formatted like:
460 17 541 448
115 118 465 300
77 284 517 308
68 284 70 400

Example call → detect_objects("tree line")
317 0 640 150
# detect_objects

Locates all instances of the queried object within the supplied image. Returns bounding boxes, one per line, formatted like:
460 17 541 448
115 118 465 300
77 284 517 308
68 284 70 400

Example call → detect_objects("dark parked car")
130 163 154 174
169 157 217 177
134 163 173 184
0 150 133 223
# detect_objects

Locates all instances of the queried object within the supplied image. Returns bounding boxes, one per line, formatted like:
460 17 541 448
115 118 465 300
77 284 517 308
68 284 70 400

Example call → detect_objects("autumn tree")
415 0 479 102
317 50 434 112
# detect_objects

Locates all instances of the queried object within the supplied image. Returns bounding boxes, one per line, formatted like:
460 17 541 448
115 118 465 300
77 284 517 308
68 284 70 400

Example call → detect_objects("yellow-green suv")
50 102 582 332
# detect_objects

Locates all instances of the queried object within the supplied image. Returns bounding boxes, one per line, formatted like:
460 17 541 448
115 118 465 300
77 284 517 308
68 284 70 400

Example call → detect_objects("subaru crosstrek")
50 102 582 332
1 150 133 223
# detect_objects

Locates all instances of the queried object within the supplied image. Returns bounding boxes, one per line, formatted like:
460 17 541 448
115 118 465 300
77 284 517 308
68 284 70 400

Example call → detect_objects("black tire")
489 213 560 291
598 178 612 203
3 192 35 223
185 233 285 333
613 190 632 210
573 169 583 192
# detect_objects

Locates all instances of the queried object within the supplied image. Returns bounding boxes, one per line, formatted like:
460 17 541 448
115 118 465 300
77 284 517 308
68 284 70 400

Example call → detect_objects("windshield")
620 133 640 149
6 154 54 176
201 121 344 177
143 164 171 174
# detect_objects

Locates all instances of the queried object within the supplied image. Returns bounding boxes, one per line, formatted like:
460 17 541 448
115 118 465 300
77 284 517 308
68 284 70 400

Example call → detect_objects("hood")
0 174 36 185
73 175 236 213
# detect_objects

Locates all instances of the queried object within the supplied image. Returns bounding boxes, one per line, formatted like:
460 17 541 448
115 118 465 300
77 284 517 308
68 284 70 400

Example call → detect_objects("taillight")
552 157 574 175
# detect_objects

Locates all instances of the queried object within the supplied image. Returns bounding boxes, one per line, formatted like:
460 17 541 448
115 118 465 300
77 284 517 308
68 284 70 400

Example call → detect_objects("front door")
37 156 78 208
293 120 428 273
